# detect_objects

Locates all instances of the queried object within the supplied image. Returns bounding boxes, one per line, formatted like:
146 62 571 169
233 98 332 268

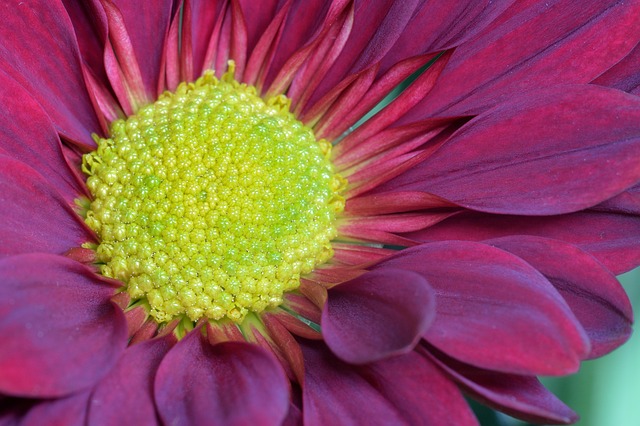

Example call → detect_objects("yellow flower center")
81 67 345 323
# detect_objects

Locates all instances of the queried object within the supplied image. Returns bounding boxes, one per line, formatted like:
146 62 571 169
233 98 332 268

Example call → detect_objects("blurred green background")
476 268 640 426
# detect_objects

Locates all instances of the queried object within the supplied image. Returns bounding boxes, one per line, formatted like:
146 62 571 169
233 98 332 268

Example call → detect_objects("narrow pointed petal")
487 236 633 358
368 351 478 426
322 268 435 364
0 156 93 258
0 0 101 146
300 341 407 426
0 254 127 397
155 329 289 426
408 211 640 275
380 85 640 215
425 348 578 425
401 0 640 119
20 391 91 426
371 242 589 375
104 0 174 98
88 335 174 426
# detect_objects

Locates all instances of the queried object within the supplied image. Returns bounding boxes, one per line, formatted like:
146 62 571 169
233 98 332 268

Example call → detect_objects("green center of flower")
81 68 345 323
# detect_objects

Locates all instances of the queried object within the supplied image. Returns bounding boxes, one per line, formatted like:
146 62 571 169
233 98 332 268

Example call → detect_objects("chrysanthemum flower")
1 0 639 424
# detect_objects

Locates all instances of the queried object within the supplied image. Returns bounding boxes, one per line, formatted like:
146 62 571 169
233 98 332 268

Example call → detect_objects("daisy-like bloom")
1 0 640 424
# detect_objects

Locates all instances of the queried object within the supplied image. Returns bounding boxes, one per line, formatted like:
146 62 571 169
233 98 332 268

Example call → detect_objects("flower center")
81 68 345 323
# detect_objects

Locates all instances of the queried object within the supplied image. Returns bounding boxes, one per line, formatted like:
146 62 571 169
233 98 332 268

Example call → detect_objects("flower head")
1 0 639 424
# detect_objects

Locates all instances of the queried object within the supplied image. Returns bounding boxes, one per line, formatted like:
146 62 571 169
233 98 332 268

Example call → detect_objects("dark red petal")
424 347 578 425
155 329 289 426
486 236 633 358
378 0 515 74
408 210 640 275
367 351 478 426
0 156 93 258
371 242 589 375
20 391 91 426
105 0 174 97
0 254 127 397
0 0 101 147
594 183 640 215
322 268 435 364
593 43 640 95
401 0 640 119
88 335 174 426
379 85 640 215
0 71 86 202
301 0 420 115
300 341 407 426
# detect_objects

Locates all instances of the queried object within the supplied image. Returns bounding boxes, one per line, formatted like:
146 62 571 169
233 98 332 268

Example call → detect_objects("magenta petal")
0 254 127 397
366 351 478 426
380 85 640 215
487 236 633 358
425 348 578 425
0 156 93 258
88 336 174 426
593 43 640 95
300 341 407 426
371 242 589 375
0 71 85 202
402 0 640 119
155 329 289 426
322 268 435 364
595 183 640 215
0 0 100 147
20 391 91 426
409 210 640 275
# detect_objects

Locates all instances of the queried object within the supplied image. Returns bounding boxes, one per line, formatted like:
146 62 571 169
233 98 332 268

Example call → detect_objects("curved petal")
401 0 640 119
300 341 408 426
424 347 578 425
379 85 640 215
155 328 289 426
593 43 640 95
487 236 633 358
20 391 91 426
367 351 478 426
371 242 590 375
0 254 127 398
322 268 435 364
0 0 101 147
88 335 175 426
407 210 640 275
0 156 94 258
0 70 86 202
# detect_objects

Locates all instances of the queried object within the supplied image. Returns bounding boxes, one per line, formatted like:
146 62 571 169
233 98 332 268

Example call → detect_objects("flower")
1 0 639 425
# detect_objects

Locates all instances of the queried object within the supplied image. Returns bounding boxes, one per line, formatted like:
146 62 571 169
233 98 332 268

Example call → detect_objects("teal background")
477 268 640 426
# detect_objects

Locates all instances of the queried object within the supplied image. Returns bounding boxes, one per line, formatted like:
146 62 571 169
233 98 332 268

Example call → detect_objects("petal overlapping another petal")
0 254 127 398
322 268 435 364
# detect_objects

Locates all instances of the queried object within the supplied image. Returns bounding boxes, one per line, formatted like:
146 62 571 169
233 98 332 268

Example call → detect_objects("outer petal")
424 347 578 425
371 242 590 375
20 391 91 426
487 236 633 358
592 43 640 95
88 335 175 426
322 268 435 364
0 254 127 397
0 0 101 146
366 351 478 426
0 156 93 258
407 210 640 275
155 329 289 426
378 85 640 215
300 341 407 426
0 70 85 202
401 0 640 120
